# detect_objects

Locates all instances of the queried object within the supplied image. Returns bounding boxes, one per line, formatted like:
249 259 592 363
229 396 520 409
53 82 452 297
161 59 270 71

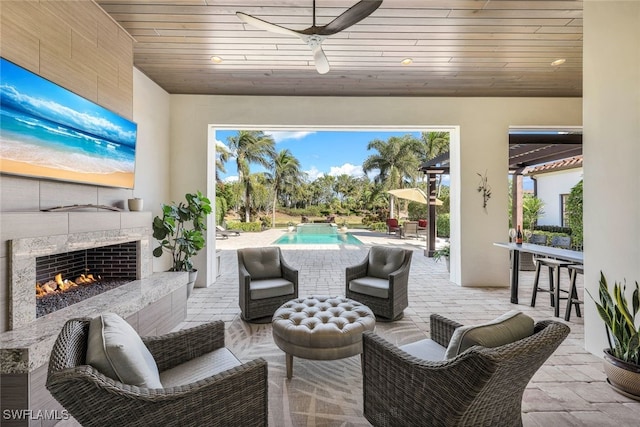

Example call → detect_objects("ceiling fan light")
401 58 413 66
210 56 223 64
551 58 566 66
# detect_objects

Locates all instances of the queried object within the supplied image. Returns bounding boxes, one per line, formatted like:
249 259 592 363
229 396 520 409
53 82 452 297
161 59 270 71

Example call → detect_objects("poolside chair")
216 225 242 235
362 312 570 427
386 218 400 235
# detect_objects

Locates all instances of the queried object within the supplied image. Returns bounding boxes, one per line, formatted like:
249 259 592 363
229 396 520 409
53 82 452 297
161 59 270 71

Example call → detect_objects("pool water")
273 232 363 245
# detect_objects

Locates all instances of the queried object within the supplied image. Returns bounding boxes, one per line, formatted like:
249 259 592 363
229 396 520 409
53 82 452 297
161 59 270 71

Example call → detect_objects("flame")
36 272 100 297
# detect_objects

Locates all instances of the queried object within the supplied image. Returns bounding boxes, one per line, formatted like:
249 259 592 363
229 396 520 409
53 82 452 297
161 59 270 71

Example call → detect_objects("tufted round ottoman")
272 295 376 379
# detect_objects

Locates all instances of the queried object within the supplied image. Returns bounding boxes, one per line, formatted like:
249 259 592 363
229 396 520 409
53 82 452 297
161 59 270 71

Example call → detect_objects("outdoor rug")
225 314 426 427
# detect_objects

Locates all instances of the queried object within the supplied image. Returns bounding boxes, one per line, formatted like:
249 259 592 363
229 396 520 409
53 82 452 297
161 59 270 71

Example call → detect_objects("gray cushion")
250 278 294 300
241 247 282 279
349 276 390 298
367 247 406 279
444 310 535 359
86 313 162 388
159 348 241 388
400 338 446 361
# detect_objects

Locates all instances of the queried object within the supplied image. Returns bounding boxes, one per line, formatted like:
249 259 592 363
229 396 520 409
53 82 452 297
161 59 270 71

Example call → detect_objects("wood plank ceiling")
95 0 583 97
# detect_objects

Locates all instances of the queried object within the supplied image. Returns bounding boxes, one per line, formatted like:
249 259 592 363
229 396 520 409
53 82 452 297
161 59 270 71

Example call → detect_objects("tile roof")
524 155 583 175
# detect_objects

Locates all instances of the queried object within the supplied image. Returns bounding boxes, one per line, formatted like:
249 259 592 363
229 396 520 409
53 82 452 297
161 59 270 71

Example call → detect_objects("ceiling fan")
236 1 383 74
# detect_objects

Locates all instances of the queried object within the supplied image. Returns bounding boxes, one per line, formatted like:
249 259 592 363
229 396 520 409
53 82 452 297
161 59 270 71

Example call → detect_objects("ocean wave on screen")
1 137 134 175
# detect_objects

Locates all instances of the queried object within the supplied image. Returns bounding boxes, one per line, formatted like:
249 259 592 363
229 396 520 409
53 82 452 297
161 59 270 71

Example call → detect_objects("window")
560 194 569 226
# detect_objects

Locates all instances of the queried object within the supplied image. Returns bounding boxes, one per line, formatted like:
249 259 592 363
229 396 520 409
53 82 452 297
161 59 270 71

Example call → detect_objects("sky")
214 129 429 183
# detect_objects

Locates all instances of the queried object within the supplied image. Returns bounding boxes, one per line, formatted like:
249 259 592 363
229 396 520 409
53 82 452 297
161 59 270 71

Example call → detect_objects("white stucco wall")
168 95 581 289
132 68 172 273
533 168 583 226
583 1 640 356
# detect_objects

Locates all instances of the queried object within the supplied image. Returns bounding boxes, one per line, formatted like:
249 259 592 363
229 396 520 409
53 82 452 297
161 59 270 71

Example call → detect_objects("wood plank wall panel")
0 0 133 119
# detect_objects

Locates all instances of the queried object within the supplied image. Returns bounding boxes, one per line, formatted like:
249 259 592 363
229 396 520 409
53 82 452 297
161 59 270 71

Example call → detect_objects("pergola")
419 130 583 256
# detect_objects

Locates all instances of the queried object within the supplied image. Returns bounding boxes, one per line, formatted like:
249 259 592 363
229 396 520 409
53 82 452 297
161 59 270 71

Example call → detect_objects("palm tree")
227 131 276 222
362 135 422 217
215 143 231 182
420 131 450 197
268 149 304 227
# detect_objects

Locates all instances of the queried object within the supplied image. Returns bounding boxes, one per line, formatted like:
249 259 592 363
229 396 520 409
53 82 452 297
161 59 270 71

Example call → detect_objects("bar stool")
564 264 584 321
530 236 573 317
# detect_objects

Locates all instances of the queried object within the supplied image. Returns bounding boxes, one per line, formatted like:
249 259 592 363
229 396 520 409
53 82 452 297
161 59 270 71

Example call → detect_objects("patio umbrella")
387 188 443 206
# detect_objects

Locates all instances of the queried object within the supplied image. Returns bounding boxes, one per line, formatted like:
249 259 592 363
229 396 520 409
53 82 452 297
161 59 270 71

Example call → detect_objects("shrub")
225 221 262 232
369 221 387 232
437 213 450 237
566 180 583 248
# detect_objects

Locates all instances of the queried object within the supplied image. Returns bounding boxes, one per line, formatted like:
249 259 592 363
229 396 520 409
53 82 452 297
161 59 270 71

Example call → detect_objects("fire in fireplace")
36 272 100 297
34 242 138 318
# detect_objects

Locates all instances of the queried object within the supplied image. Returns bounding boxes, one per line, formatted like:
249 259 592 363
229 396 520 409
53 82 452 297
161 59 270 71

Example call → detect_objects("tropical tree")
523 194 545 231
268 149 304 227
226 131 276 222
214 143 231 182
420 131 450 197
362 134 422 217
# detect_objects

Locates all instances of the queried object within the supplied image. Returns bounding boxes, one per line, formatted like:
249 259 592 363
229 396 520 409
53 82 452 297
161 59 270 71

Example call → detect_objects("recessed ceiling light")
551 58 566 66
210 56 223 64
400 58 413 66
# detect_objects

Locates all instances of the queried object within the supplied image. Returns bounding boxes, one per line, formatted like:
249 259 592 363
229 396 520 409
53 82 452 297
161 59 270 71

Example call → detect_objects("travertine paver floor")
179 228 640 427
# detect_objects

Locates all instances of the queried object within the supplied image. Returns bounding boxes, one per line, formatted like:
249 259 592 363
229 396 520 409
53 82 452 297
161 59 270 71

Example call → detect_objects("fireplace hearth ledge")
0 271 188 374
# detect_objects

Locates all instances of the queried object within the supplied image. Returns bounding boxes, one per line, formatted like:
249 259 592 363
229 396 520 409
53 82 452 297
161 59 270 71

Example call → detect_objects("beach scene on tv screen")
0 58 137 189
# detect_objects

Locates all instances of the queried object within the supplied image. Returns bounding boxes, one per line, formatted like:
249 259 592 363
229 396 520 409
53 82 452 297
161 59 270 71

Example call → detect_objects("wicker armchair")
345 246 412 321
238 247 299 322
362 314 570 427
46 319 268 427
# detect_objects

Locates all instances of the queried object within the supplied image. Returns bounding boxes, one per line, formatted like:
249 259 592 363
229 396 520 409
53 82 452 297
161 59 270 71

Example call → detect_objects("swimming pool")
273 231 363 245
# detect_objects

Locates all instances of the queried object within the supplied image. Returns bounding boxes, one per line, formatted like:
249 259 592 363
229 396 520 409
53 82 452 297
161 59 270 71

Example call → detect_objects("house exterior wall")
533 168 583 226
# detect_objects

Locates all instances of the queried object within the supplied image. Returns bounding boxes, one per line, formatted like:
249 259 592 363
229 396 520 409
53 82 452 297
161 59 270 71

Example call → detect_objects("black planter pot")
603 349 640 400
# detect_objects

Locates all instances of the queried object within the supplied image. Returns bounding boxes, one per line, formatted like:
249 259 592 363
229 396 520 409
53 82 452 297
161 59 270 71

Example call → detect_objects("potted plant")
433 244 450 271
338 220 348 232
152 191 212 297
287 221 295 232
588 271 640 400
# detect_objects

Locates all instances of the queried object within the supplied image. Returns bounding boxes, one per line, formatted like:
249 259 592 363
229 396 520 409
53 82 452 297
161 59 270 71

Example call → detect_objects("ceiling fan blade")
312 45 330 74
236 12 301 37
319 0 383 36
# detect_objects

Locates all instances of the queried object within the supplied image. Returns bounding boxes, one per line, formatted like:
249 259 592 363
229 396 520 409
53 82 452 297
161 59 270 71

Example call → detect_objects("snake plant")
588 271 640 365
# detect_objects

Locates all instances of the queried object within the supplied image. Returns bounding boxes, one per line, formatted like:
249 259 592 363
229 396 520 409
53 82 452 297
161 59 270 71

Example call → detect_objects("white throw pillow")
86 313 163 388
444 310 535 359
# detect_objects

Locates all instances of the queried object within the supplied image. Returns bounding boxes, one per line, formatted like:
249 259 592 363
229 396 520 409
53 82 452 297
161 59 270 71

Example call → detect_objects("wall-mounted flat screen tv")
0 58 137 189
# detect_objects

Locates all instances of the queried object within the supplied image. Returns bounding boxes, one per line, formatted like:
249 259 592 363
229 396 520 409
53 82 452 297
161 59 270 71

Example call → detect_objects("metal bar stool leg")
531 260 542 307
564 265 584 321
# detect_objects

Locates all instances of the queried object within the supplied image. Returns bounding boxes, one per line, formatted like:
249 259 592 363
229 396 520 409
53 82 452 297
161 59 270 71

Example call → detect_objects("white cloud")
223 175 239 183
266 131 315 143
328 163 364 177
305 166 324 181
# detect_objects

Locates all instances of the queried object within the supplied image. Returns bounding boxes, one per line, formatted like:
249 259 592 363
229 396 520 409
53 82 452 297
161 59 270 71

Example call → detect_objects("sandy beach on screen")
0 158 134 188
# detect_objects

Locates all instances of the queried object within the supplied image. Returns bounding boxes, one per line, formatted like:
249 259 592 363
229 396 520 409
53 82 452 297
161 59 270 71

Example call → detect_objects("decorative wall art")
0 58 138 189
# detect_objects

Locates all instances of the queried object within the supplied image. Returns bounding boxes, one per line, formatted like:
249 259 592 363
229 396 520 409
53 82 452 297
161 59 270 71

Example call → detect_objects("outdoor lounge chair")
362 311 570 427
216 225 242 235
46 315 268 427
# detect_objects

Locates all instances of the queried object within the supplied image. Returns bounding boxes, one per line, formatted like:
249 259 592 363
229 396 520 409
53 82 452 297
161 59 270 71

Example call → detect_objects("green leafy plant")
433 244 450 263
588 271 640 365
152 191 212 272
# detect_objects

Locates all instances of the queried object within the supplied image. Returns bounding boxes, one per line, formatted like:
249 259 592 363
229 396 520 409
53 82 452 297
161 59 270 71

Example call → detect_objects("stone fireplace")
10 226 150 330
